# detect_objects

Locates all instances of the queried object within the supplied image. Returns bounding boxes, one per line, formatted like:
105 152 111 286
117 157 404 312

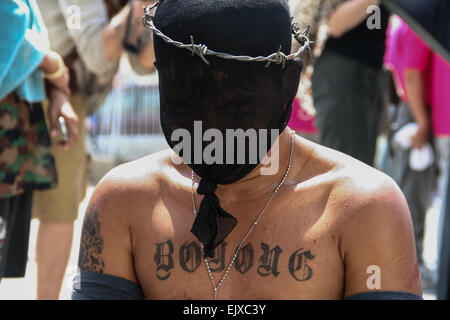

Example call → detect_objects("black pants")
0 191 33 282
312 51 384 166
389 103 436 264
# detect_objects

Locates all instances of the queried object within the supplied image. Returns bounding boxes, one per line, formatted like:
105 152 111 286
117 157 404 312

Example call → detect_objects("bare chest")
132 187 344 299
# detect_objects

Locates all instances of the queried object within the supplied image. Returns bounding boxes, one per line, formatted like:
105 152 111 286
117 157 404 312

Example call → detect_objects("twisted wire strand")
142 1 311 68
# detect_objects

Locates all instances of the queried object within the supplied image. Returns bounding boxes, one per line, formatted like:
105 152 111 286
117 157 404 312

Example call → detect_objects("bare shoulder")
308 144 421 296
340 161 409 232
77 149 175 279
90 149 175 209
307 143 410 223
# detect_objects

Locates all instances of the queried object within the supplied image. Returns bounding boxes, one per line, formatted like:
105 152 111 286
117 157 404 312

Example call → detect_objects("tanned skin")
77 129 422 299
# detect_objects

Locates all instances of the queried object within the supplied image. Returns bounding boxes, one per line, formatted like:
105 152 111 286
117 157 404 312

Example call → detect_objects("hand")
47 66 71 97
133 0 156 72
41 51 71 96
132 0 146 13
48 87 79 149
411 122 430 150
132 0 156 14
131 0 152 34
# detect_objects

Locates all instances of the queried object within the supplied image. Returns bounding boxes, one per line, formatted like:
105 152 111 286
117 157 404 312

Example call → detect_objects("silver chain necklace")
190 131 295 300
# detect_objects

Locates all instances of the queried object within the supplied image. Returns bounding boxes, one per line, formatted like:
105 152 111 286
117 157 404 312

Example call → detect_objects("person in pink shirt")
287 97 318 142
385 16 450 288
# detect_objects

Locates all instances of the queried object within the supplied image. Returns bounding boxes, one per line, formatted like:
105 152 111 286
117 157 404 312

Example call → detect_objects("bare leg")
36 221 74 300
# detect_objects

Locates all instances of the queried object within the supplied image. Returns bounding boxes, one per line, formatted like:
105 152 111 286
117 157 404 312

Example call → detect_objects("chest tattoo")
153 239 315 281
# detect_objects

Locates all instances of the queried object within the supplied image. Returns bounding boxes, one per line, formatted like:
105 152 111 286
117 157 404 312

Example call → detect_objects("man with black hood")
72 0 422 300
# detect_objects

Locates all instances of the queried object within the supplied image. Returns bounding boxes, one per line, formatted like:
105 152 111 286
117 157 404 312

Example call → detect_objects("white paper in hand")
393 122 418 151
409 143 434 172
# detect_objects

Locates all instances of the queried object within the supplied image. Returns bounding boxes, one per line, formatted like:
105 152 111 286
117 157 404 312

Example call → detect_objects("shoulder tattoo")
78 210 105 273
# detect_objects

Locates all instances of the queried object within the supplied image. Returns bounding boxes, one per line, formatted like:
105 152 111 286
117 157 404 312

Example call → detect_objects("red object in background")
288 97 318 134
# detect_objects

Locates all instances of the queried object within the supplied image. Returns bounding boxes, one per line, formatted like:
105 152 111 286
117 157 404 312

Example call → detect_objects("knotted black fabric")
152 0 302 258
191 179 238 258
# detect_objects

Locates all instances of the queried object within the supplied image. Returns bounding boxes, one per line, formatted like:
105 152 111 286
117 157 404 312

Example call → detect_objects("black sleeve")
345 291 423 300
71 272 145 300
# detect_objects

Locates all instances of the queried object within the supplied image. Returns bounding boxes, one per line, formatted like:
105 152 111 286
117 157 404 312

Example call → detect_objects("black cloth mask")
153 0 301 258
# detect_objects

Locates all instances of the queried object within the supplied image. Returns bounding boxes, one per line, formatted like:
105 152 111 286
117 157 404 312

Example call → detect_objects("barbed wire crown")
142 0 312 68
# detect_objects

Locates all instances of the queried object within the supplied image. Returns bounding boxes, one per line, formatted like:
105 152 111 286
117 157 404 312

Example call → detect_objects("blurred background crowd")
0 0 448 300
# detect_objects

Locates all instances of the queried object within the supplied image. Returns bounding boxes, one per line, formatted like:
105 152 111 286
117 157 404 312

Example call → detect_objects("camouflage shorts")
0 94 57 199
